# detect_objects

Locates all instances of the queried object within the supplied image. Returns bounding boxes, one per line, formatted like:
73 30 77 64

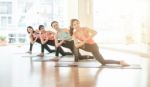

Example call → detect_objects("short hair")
51 21 58 27
39 25 44 30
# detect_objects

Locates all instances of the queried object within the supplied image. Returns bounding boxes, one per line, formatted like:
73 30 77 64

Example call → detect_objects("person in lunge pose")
26 26 55 55
51 21 94 61
70 19 129 66
38 25 70 57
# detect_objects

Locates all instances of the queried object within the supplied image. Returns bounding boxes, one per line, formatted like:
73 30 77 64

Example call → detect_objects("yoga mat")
32 57 60 62
32 57 95 62
22 54 54 58
21 53 56 58
55 62 141 69
21 52 74 58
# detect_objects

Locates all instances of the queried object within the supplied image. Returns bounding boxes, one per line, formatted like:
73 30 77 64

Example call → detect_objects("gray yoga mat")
54 62 141 69
22 55 52 58
21 53 56 58
32 57 95 62
32 57 60 62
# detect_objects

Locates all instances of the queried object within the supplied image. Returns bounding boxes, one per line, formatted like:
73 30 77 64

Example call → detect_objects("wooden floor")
0 45 150 87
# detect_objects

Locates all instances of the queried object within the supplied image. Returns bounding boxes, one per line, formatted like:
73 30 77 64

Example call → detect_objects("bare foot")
50 57 60 62
120 60 130 67
68 62 78 67
37 53 44 57
26 51 32 54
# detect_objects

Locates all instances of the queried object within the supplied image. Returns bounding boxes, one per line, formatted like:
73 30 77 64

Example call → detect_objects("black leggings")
42 40 66 56
56 40 74 56
56 40 92 60
29 39 53 53
78 43 120 65
56 41 74 53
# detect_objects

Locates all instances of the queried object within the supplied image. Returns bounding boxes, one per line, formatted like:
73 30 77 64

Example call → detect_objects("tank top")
74 29 95 44
41 31 54 40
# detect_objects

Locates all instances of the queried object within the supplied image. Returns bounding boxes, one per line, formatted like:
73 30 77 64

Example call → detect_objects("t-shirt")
57 29 72 41
74 28 95 44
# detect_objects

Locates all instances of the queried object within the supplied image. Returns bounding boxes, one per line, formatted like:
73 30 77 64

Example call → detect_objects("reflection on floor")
0 45 150 87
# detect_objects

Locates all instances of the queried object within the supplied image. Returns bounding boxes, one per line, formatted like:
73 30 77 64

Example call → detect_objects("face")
40 27 45 32
72 20 80 29
52 22 59 30
27 28 33 33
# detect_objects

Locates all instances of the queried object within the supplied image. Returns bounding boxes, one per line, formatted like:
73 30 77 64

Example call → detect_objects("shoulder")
81 27 89 30
35 29 39 32
79 27 89 32
84 27 93 31
29 33 33 37
82 27 95 32
62 28 69 32
46 31 55 34
46 30 52 33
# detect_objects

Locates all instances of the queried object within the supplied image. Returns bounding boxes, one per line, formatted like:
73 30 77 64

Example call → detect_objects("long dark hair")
69 26 74 36
27 26 34 34
69 19 79 36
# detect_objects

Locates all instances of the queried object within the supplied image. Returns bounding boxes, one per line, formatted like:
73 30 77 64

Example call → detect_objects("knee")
95 57 106 65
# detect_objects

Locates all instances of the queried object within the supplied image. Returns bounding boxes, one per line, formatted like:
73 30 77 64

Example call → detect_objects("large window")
93 0 149 52
0 2 12 28
0 2 12 14
17 0 68 29
0 0 69 44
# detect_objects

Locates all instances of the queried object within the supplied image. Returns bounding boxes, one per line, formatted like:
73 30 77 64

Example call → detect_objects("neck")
58 28 62 31
75 27 80 31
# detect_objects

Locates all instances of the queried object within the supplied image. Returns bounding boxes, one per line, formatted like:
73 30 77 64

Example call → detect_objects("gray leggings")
78 43 120 65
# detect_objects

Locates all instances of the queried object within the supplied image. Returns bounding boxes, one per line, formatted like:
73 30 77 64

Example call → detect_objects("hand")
75 45 80 48
56 40 64 48
75 41 86 48
31 41 34 44
56 44 61 48
63 41 66 44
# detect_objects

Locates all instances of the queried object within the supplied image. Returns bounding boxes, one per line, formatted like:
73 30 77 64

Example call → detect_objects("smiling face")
27 28 33 33
39 26 45 33
51 22 59 31
71 19 80 30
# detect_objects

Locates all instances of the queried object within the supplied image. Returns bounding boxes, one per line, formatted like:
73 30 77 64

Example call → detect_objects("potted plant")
0 35 7 46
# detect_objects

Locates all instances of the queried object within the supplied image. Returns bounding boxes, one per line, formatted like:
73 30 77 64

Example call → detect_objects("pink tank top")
41 31 54 40
74 29 95 44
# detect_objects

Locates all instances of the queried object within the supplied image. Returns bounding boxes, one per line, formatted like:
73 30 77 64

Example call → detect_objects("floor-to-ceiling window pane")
93 0 149 53
0 0 69 44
